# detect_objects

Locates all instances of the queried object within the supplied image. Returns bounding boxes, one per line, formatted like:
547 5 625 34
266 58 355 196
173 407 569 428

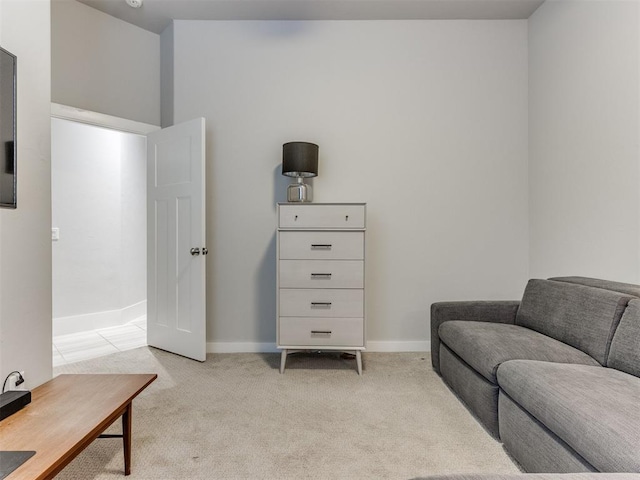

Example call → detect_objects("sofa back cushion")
515 279 632 365
549 276 640 297
607 299 640 377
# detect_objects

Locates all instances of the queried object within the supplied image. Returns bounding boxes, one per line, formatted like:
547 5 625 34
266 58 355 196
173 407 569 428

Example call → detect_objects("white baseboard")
122 300 147 323
206 341 429 354
366 341 429 352
53 300 147 336
207 342 279 353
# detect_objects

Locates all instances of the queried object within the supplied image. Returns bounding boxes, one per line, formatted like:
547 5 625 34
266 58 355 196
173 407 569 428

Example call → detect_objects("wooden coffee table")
0 373 156 479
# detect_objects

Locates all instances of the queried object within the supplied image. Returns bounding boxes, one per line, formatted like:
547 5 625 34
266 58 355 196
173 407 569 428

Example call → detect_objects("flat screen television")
0 46 16 209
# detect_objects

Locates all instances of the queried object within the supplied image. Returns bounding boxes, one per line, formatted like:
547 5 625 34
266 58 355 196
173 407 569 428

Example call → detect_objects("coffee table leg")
122 403 132 475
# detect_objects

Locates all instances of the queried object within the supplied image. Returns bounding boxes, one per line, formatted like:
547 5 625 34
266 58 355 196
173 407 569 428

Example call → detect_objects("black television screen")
0 46 16 209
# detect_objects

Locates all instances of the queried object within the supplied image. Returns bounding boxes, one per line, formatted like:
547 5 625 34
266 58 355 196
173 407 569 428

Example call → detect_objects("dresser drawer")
279 260 363 289
279 317 364 347
279 204 365 229
279 231 364 260
280 289 363 317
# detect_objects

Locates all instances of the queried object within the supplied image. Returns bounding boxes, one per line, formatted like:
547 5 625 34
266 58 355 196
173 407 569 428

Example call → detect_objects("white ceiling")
72 0 546 34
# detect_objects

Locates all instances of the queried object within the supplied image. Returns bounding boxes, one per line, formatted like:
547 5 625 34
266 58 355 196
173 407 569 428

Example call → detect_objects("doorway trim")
51 105 154 339
51 103 159 135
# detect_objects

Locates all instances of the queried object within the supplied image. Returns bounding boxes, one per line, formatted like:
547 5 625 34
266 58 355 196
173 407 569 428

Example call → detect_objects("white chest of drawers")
277 203 366 374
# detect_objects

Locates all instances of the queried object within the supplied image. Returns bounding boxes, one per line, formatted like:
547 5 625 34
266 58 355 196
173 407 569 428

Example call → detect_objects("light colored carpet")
53 348 520 479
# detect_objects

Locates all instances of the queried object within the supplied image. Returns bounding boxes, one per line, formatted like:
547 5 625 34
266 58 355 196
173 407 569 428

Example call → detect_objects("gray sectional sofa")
430 277 640 473
417 475 640 480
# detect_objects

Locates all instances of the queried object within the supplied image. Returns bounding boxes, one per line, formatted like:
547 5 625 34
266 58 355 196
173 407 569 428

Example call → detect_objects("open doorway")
51 116 148 366
51 106 208 364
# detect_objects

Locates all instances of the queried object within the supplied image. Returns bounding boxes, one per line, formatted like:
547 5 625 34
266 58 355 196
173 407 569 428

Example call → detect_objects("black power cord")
2 371 25 393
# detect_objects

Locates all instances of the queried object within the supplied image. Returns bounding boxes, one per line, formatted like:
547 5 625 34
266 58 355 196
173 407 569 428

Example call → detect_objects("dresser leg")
356 351 362 375
280 349 287 374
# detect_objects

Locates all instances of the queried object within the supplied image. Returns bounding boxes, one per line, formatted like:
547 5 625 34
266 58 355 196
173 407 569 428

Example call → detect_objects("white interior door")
147 118 206 362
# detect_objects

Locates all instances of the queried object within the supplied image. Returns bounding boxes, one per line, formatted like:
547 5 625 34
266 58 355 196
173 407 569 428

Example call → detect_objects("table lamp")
282 141 318 202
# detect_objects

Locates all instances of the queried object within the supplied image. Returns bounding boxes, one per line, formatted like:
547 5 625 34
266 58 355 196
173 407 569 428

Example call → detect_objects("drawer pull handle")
345 215 349 221
311 302 332 307
311 330 332 337
311 273 332 278
311 244 332 250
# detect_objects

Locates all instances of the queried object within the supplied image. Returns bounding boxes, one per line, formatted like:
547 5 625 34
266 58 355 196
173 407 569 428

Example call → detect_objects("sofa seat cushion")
497 360 640 472
438 321 599 384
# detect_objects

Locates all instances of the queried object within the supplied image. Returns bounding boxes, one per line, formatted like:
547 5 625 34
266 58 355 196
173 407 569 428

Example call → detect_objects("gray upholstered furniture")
416 475 640 480
431 277 640 473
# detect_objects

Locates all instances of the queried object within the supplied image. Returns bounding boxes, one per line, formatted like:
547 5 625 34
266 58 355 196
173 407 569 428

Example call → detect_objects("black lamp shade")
282 142 318 178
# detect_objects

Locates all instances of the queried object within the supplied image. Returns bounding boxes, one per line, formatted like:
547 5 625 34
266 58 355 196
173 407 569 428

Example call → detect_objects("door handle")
190 247 200 256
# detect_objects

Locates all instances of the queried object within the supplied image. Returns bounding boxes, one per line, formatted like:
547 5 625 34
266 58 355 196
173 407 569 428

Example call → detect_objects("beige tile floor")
53 317 147 367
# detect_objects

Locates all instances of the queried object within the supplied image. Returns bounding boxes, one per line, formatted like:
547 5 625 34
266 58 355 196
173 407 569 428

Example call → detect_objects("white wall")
0 0 52 388
51 119 146 335
529 0 640 283
51 0 161 125
171 20 530 350
120 129 147 312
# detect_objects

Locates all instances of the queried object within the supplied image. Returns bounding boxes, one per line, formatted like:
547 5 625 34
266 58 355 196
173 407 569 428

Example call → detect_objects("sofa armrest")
430 301 520 374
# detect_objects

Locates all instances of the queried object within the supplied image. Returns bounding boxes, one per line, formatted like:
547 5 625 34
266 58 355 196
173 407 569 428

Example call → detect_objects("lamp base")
287 182 312 202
